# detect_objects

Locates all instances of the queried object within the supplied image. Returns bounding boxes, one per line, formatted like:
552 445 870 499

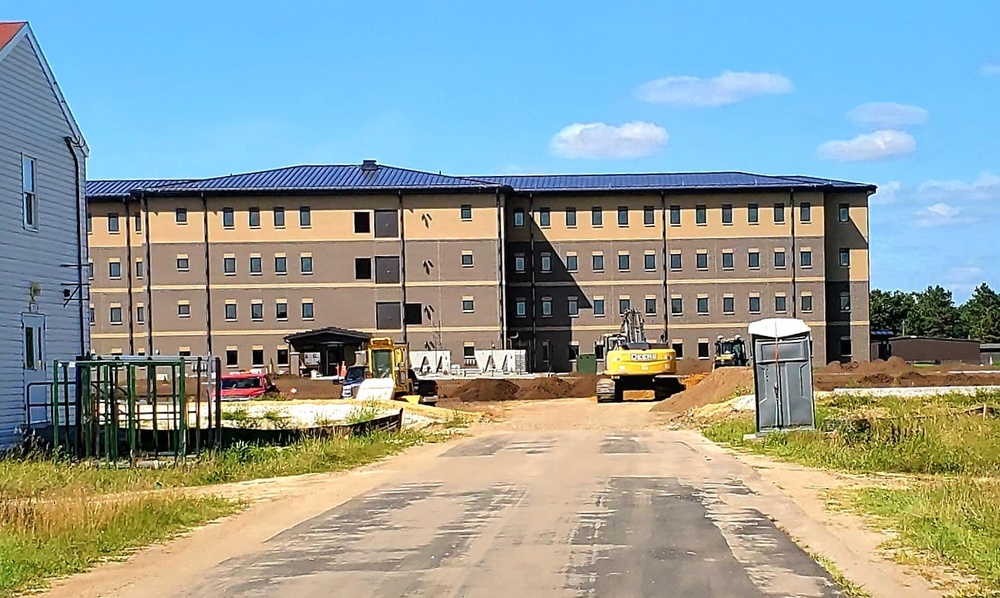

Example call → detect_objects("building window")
618 253 630 272
775 295 787 313
748 203 759 224
178 302 191 318
645 298 656 316
461 204 472 221
226 349 238 367
698 340 710 359
136 305 145 324
774 203 785 224
86 212 93 234
107 212 120 233
840 291 851 312
644 253 656 271
22 156 37 230
514 253 526 273
110 306 123 325
88 261 94 280
299 206 312 227
135 259 144 279
223 256 236 275
801 294 813 312
178 349 191 357
277 348 289 366
569 344 580 361
669 205 680 226
749 296 761 313
404 303 423 325
541 297 553 317
134 212 142 233
696 205 707 225
565 206 577 227
839 203 849 223
225 303 237 321
540 253 552 273
672 341 684 359
275 255 287 274
250 256 262 275
697 297 709 315
301 255 313 274
88 305 95 326
840 336 853 358
566 254 578 272
354 211 371 234
774 250 786 269
723 296 735 314
109 261 122 279
176 255 189 271
222 208 234 229
722 204 733 225
242 207 257 228
643 205 655 226
373 209 400 238
273 206 285 228
172 207 186 224
592 253 604 272
515 298 527 317
619 298 630 314
696 252 708 270
617 206 629 227
568 297 579 317
461 252 474 267
800 250 812 268
800 202 811 223
670 252 682 270
722 251 734 270
462 298 475 312
538 207 550 227
302 301 314 320
839 248 850 267
748 250 760 269
513 208 525 227
374 256 400 284
251 302 263 321
541 341 551 363
591 207 603 227
276 301 288 321
671 297 682 315
593 297 605 316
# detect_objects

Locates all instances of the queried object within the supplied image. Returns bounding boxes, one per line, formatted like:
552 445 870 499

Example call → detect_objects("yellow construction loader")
596 309 684 403
713 335 749 369
347 337 438 405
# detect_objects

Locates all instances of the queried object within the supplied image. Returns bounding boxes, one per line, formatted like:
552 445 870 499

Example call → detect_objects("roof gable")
0 21 88 156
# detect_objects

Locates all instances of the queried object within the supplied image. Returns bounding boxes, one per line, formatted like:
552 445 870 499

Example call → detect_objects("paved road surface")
187 428 845 597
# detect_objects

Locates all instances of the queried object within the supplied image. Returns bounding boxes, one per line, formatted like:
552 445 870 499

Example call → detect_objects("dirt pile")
651 367 754 417
443 379 520 402
441 375 601 402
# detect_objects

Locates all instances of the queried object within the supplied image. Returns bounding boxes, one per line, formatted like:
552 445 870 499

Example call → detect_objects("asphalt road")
187 429 845 597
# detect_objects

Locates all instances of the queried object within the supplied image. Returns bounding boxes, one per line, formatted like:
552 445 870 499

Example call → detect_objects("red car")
220 373 278 401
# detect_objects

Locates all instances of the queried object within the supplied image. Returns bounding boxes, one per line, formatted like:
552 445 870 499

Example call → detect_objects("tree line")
871 284 1000 342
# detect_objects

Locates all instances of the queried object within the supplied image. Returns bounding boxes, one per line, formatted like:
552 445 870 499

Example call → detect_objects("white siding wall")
0 35 88 448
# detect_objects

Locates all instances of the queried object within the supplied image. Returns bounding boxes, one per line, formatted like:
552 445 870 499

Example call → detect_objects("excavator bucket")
354 378 395 401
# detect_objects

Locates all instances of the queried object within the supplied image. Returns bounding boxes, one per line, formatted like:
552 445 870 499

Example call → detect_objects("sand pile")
651 367 754 416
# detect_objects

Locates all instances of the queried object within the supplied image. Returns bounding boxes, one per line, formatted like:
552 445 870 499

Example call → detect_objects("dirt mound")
516 377 574 400
566 374 601 398
446 379 519 402
652 367 754 417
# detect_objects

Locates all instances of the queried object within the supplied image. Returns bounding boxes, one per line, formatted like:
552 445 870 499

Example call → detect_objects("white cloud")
983 64 1000 75
817 129 916 162
914 202 975 227
636 71 793 107
550 121 668 159
915 172 1000 202
871 180 902 204
847 102 928 128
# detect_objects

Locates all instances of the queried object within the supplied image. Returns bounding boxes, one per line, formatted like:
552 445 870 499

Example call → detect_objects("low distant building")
980 343 1000 366
880 336 980 364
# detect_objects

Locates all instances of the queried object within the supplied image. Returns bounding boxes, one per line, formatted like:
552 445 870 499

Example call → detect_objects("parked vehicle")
220 372 278 401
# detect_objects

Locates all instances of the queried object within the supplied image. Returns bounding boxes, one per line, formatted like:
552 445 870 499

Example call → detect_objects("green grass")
0 492 235 596
702 390 1000 595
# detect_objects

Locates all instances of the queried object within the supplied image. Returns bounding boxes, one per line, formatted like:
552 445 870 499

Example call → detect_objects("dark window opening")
355 257 372 280
354 211 371 233
698 341 710 359
404 303 423 325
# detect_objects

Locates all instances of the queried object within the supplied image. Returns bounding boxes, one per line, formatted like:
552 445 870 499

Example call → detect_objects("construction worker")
715 335 724 357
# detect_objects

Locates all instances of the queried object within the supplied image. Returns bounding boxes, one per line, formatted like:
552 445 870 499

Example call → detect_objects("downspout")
202 192 213 356
496 189 507 349
528 193 536 369
660 190 668 342
790 189 797 318
64 137 87 357
398 191 407 347
124 196 135 354
142 190 154 355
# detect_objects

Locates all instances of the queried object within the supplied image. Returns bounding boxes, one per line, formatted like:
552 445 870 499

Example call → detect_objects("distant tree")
960 283 1000 342
870 289 916 335
907 285 966 338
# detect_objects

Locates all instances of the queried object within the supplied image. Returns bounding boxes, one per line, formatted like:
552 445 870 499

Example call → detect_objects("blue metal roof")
147 164 503 194
472 171 875 192
86 179 187 199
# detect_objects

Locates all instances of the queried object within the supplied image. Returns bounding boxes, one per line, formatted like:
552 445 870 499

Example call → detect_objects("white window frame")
22 154 38 231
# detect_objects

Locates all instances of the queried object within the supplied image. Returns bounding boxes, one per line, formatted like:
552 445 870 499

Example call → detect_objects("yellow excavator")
596 309 685 403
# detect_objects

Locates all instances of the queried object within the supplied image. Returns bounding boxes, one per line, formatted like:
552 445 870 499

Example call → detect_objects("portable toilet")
748 318 815 433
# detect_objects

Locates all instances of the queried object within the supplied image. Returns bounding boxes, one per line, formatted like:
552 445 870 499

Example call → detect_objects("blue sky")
7 1 1000 300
